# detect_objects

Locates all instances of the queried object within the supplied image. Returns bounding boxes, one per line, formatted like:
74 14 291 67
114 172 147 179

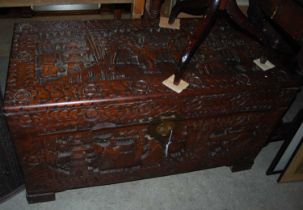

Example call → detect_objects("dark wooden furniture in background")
0 0 146 18
246 0 303 180
248 0 303 181
248 0 303 142
157 0 269 84
148 0 165 17
247 0 303 139
3 17 302 203
247 0 303 76
0 87 24 203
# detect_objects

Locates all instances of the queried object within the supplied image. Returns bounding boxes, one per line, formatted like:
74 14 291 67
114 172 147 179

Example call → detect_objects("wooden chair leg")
114 9 122 19
132 0 145 18
225 0 266 45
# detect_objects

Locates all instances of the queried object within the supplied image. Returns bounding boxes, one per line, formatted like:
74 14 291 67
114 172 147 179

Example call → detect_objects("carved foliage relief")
16 112 272 192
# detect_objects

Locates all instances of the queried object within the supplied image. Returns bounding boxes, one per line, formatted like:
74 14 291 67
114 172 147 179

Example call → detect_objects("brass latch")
147 113 180 158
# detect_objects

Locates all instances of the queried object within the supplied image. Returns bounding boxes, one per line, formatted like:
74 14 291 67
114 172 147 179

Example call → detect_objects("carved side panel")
0 92 23 201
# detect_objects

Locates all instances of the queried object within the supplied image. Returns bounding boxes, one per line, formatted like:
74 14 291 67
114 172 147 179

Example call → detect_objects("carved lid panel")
3 18 299 111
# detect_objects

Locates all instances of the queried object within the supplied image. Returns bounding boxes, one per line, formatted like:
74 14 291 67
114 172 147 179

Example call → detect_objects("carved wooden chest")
3 18 301 203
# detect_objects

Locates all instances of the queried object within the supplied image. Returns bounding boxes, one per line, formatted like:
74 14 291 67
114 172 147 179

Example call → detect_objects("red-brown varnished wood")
3 18 302 203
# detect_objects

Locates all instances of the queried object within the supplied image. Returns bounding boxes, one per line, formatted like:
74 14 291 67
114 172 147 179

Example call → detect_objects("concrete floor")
0 16 303 210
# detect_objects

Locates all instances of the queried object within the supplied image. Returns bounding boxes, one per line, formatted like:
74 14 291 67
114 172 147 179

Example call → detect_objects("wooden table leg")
132 0 146 18
226 0 266 45
173 0 221 84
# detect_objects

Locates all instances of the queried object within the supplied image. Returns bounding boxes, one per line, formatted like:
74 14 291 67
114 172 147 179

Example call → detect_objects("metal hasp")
170 0 268 85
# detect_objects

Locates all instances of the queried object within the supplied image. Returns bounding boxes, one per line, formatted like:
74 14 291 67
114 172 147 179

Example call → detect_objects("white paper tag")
253 58 275 71
159 17 180 30
162 74 189 93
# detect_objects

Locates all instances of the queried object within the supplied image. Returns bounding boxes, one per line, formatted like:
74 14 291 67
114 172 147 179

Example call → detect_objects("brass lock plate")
155 120 176 137
147 113 180 143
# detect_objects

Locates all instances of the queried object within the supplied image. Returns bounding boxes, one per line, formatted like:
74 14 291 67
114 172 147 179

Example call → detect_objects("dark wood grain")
3 18 302 203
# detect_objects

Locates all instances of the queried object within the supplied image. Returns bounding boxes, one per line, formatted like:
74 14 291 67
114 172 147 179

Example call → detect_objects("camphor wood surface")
3 17 302 203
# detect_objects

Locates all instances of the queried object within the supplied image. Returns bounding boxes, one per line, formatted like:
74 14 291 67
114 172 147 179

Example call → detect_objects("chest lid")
3 18 300 113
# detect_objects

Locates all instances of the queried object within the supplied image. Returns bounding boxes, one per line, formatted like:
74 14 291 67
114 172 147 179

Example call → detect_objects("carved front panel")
15 112 272 193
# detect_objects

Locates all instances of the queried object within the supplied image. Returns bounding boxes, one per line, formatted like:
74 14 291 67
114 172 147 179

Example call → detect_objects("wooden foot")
26 192 56 204
230 160 254 172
